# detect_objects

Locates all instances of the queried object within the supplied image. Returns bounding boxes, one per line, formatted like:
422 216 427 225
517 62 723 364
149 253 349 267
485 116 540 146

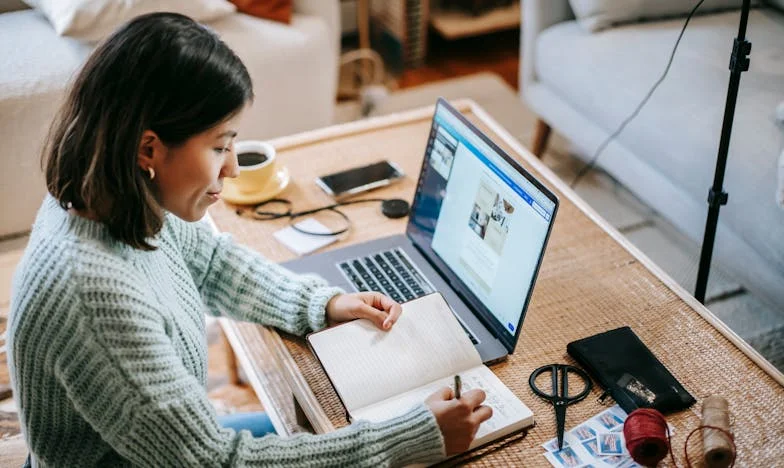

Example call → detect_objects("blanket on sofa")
778 102 784 207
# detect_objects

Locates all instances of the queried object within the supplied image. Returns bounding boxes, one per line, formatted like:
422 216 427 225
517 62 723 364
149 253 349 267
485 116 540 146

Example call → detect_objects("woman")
8 12 491 467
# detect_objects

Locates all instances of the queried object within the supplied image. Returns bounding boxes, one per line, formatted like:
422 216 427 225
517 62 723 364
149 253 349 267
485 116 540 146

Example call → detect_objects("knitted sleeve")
57 265 445 467
172 215 344 335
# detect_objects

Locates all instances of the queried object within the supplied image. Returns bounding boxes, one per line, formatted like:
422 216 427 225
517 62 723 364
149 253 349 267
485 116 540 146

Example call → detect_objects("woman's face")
146 111 244 222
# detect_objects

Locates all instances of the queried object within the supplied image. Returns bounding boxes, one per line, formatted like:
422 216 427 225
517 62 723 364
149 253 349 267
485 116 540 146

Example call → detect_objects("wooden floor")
397 29 520 90
0 27 523 440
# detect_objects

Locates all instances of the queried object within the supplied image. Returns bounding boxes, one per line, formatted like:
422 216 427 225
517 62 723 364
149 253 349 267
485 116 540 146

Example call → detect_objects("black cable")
236 197 391 237
288 198 388 219
287 198 389 236
569 0 706 189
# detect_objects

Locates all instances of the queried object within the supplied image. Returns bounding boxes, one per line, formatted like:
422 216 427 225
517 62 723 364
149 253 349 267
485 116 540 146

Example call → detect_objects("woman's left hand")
325 292 403 330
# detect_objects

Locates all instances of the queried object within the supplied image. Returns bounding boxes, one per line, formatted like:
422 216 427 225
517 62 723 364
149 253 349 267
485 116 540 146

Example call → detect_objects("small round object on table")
381 199 410 219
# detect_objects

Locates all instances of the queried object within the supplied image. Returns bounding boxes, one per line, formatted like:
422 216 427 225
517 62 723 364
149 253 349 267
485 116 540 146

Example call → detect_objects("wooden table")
207 100 784 466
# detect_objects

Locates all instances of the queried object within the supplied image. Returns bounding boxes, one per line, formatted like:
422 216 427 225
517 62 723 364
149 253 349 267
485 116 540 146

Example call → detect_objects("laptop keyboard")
338 248 479 344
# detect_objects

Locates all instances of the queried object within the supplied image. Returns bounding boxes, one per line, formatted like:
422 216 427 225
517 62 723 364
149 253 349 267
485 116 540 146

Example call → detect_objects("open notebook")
307 292 534 452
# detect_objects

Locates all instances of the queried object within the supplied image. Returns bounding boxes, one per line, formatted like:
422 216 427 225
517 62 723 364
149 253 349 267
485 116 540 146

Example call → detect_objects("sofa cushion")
568 0 754 32
535 9 784 278
207 12 336 139
23 0 235 41
0 6 337 237
0 10 91 98
0 9 93 236
229 0 292 24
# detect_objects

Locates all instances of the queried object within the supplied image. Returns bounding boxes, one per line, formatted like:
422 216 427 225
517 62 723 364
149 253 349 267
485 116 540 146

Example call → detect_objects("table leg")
222 328 241 385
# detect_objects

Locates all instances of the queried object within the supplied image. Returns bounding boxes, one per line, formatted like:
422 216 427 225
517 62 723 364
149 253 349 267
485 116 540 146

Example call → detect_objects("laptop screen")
406 99 558 351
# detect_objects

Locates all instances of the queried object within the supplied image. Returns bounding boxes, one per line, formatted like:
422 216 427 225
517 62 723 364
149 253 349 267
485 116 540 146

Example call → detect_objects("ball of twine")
623 408 674 467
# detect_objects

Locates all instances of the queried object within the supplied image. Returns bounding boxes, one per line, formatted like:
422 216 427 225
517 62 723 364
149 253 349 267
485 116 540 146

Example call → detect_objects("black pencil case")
567 326 695 414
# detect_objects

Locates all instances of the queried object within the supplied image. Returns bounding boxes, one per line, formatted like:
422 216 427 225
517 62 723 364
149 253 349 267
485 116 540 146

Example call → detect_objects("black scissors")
529 364 593 450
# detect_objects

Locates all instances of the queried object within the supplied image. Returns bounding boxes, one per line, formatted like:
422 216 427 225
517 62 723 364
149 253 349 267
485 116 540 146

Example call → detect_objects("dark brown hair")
44 12 253 250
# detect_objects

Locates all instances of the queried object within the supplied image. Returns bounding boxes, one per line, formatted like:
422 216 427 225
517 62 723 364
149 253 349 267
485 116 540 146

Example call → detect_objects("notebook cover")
306 329 353 423
567 326 695 414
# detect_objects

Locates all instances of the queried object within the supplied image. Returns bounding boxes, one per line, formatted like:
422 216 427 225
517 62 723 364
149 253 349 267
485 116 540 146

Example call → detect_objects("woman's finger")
471 405 493 424
426 386 454 403
365 292 402 329
358 303 389 330
383 302 402 329
460 389 487 409
374 292 398 311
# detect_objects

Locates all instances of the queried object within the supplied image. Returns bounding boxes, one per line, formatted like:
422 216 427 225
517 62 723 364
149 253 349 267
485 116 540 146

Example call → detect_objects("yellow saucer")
222 166 290 205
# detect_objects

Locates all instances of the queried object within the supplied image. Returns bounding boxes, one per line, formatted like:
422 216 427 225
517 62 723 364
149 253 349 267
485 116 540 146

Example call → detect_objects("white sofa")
0 0 340 238
521 1 784 310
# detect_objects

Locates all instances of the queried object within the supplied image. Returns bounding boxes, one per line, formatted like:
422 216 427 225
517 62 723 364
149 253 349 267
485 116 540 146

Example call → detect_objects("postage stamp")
571 424 597 441
595 411 624 431
542 437 571 452
597 432 625 456
581 438 599 457
601 455 628 467
543 446 584 468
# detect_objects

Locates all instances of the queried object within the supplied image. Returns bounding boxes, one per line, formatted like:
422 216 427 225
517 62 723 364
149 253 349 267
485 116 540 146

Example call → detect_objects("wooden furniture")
431 0 520 40
531 119 551 159
0 435 27 467
207 100 784 466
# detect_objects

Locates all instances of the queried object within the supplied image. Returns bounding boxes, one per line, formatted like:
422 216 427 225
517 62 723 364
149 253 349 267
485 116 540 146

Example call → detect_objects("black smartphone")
316 160 404 199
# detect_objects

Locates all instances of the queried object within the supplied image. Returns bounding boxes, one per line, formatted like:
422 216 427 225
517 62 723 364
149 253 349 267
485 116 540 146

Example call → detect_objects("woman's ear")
137 130 165 172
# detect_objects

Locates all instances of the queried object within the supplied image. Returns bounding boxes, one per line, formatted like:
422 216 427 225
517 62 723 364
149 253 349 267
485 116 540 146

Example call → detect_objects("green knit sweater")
8 196 445 467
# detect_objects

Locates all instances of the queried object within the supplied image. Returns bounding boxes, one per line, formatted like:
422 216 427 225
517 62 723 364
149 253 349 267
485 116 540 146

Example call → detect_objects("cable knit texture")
8 196 445 467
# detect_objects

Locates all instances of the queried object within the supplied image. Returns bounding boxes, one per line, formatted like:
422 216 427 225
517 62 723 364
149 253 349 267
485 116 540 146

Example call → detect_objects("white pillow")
568 0 756 32
23 0 236 41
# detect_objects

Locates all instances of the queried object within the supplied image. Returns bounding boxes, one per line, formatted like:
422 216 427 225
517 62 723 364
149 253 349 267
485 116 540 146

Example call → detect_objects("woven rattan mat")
209 107 784 466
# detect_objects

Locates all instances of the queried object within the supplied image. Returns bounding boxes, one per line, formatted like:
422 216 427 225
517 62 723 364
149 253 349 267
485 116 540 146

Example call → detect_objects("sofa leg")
531 119 552 159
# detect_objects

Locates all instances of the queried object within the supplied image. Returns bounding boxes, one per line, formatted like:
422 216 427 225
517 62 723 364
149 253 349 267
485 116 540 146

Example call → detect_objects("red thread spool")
624 408 673 467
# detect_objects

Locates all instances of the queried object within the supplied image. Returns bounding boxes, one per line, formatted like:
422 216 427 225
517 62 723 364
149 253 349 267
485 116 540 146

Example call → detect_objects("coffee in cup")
237 151 268 167
230 140 277 194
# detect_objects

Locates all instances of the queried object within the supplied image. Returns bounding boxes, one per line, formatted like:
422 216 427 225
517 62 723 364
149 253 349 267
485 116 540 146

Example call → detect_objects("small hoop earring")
147 167 155 180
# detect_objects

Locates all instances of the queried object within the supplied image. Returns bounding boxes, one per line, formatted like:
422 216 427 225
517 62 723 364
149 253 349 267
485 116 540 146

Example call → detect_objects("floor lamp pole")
695 0 752 304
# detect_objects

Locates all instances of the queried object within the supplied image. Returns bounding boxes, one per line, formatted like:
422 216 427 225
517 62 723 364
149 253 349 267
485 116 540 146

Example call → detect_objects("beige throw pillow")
24 0 236 41
568 0 756 32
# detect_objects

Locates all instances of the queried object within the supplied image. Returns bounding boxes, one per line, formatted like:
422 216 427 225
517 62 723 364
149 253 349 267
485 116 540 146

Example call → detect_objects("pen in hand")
454 375 461 399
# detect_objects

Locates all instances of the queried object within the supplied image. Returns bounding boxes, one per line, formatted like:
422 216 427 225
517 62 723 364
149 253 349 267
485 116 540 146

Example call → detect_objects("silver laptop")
283 98 559 364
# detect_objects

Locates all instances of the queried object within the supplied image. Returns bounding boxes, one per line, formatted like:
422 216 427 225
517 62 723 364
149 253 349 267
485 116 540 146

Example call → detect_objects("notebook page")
308 293 482 412
352 365 534 449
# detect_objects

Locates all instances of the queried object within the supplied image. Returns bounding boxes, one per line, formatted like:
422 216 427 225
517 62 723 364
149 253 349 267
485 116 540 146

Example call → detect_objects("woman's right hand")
425 387 493 455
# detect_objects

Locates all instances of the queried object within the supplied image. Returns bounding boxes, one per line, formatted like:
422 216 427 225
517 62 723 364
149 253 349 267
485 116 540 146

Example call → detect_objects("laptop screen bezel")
405 98 559 354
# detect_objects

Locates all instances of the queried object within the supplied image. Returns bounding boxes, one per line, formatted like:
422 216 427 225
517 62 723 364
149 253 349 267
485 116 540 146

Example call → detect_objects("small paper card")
597 432 625 456
543 405 634 468
273 218 338 255
543 447 585 467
